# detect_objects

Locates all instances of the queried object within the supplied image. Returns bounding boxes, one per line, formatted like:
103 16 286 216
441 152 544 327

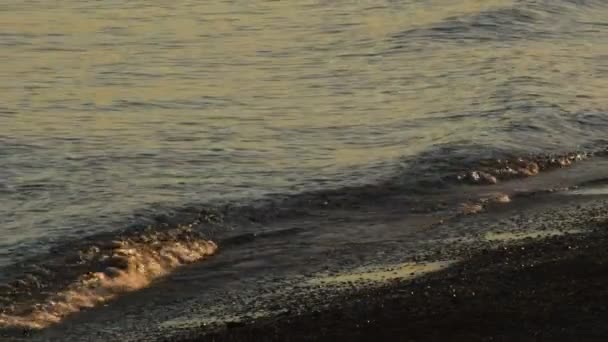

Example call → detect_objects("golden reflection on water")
1 0 608 253
2 0 607 161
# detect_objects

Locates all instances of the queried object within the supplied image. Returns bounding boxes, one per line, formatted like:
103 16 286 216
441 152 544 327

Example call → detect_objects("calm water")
1 0 608 267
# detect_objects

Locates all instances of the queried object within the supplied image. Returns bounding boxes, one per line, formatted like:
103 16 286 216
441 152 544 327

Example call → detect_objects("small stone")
461 203 483 215
493 194 511 203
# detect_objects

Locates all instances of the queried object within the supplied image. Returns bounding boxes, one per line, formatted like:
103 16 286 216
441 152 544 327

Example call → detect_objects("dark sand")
3 161 608 341
176 226 608 342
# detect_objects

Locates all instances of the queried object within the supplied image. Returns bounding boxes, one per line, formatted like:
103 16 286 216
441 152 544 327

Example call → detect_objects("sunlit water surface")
1 0 607 266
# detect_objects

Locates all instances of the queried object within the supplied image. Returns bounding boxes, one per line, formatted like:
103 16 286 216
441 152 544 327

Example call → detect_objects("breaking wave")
0 145 605 330
0 227 216 329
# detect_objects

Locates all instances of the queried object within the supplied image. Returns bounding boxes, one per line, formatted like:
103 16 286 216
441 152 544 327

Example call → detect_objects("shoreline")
4 165 608 341
176 226 608 341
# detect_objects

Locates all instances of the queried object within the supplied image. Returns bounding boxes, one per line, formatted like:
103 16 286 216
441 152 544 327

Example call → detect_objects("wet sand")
3 160 608 341
178 227 608 341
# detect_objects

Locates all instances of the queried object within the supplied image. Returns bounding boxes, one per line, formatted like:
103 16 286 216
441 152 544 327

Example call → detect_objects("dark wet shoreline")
3 158 608 341
177 227 608 342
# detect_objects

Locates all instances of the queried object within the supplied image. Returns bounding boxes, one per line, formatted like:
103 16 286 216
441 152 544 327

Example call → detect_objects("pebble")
493 194 511 203
461 203 484 215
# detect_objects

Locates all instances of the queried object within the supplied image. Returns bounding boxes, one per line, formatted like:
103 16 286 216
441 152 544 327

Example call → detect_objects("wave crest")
0 228 217 329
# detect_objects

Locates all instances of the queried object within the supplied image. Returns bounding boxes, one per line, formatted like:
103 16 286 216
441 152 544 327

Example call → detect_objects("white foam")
0 238 217 329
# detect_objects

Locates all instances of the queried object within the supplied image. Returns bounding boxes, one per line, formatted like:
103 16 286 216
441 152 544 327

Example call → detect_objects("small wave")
454 151 591 185
0 145 605 330
0 227 216 329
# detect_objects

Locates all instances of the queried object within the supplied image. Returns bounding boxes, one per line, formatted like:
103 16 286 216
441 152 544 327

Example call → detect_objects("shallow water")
310 260 456 284
1 0 608 337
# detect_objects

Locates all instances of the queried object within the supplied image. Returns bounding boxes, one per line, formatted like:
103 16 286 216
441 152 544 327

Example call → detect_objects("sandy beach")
176 220 608 341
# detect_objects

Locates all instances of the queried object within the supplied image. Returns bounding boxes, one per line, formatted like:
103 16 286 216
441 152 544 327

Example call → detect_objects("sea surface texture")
1 0 608 337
